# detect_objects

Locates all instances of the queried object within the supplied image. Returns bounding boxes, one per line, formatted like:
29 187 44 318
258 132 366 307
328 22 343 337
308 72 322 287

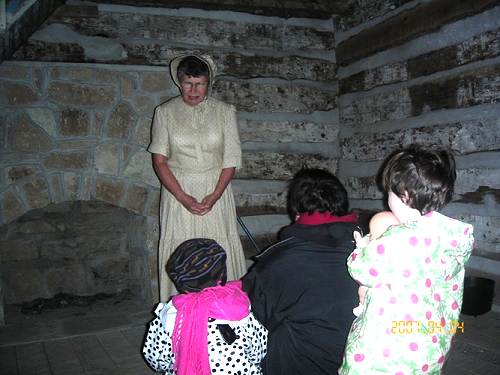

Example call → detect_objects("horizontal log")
48 5 334 52
214 80 337 113
341 64 500 127
342 168 500 203
238 152 337 180
341 118 500 161
14 41 337 81
240 119 338 143
337 0 498 66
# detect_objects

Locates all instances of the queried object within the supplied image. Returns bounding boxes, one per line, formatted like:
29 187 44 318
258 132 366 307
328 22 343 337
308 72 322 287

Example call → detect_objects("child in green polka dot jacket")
339 145 474 375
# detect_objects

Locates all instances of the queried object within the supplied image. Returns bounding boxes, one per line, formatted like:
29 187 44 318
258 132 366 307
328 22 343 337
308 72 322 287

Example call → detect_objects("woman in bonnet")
148 55 247 301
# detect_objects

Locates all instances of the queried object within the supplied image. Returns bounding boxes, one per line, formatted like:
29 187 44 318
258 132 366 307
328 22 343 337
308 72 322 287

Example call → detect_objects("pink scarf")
171 280 250 375
296 211 358 225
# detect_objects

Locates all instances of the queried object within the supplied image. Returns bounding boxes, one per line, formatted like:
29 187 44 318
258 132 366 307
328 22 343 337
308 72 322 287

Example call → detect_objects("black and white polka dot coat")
143 301 268 374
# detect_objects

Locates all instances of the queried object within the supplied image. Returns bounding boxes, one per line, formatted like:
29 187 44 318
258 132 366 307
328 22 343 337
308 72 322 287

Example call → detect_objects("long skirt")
157 167 247 301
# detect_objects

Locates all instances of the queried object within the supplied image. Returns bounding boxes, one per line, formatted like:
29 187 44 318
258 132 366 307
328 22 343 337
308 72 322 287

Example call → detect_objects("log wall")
336 0 500 305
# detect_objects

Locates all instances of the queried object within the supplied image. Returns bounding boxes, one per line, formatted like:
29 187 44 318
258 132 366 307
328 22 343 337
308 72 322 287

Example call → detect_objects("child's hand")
358 286 368 305
353 231 369 247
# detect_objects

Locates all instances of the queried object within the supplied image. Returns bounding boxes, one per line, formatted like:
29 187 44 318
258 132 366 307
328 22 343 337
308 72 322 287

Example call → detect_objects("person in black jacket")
242 168 359 374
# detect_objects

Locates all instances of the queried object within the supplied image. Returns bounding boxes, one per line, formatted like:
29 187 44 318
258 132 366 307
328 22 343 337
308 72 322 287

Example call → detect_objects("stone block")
60 109 90 136
81 174 93 200
134 117 153 147
125 184 148 214
238 152 337 180
95 111 105 136
133 94 155 115
57 139 97 150
147 252 158 287
48 82 115 106
63 172 81 200
141 72 169 92
16 219 55 235
144 217 160 255
240 119 338 143
148 190 160 218
95 68 119 83
0 65 31 80
214 80 337 113
49 66 96 81
122 150 158 187
49 173 65 203
10 115 52 152
6 165 40 183
2 82 39 105
95 176 125 206
2 263 49 303
106 101 137 139
40 235 123 261
86 256 131 292
44 151 89 170
46 264 89 296
26 108 58 137
22 178 51 210
95 143 120 175
34 68 45 92
0 239 39 262
120 73 137 98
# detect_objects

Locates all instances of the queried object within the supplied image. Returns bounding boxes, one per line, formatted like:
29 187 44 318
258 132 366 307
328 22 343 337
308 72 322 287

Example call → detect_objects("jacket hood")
170 54 217 92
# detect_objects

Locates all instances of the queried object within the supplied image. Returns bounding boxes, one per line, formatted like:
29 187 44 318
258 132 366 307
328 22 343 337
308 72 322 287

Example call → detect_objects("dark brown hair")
287 168 349 219
382 144 456 214
176 56 209 82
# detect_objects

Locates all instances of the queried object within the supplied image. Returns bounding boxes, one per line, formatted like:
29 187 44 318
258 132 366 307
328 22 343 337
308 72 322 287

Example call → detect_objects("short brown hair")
382 144 456 214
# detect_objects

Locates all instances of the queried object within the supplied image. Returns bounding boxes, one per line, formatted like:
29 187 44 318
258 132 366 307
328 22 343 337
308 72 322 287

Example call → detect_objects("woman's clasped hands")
178 192 220 216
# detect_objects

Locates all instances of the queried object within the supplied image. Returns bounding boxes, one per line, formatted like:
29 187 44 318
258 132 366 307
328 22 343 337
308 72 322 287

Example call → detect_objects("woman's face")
180 75 209 106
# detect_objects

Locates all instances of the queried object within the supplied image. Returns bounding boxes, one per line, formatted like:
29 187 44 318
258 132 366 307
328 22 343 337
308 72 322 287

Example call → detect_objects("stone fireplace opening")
0 200 152 316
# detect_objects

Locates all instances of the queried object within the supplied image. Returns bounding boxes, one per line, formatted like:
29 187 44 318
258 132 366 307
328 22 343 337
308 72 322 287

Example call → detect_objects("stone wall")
0 200 151 304
336 0 500 307
0 2 339 301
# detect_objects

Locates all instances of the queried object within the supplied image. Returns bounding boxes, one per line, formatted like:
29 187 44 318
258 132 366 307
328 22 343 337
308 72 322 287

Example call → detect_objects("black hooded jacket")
242 221 359 375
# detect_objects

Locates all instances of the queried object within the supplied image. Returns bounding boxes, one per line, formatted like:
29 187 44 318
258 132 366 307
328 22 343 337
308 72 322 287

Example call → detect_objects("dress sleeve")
147 106 170 157
221 104 242 169
347 229 402 288
142 302 176 373
246 313 268 365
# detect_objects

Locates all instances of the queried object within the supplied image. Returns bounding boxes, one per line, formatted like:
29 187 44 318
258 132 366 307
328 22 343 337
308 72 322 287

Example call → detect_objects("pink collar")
171 280 249 375
296 211 358 225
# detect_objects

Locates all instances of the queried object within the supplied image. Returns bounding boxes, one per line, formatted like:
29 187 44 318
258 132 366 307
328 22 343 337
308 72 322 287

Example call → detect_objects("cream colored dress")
148 96 247 301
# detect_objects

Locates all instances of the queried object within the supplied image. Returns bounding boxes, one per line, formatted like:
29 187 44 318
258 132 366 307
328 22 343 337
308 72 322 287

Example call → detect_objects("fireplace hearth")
0 200 152 310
